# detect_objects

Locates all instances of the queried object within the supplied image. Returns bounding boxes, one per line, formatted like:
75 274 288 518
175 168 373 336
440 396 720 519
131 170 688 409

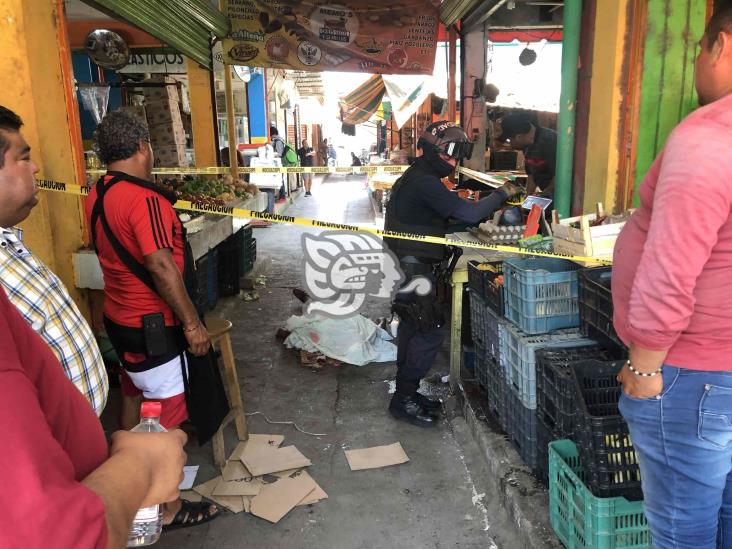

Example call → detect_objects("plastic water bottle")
127 401 166 546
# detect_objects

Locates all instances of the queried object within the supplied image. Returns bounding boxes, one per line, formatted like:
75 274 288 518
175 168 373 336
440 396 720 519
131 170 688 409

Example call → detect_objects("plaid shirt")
0 227 108 415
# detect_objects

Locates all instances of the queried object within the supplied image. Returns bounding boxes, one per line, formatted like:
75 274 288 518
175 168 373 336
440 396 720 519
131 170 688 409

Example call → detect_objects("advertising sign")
223 0 440 75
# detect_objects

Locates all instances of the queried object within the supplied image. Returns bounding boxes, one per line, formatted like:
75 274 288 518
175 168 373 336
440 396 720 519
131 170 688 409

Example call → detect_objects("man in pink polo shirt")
612 6 732 547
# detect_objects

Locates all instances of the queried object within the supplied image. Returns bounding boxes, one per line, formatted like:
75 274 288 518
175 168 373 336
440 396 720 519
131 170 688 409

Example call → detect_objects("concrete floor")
108 174 534 548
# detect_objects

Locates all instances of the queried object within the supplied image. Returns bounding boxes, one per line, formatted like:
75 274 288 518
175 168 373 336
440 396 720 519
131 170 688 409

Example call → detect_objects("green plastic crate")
548 440 650 548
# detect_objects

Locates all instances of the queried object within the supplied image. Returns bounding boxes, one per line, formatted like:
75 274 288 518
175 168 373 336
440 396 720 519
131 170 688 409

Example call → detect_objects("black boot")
389 394 438 428
414 393 441 413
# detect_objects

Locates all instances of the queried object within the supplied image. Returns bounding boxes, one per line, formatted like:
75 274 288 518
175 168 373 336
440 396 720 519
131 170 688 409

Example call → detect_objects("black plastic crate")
469 291 487 349
491 150 518 171
578 268 627 358
536 346 610 438
484 355 507 428
467 260 504 315
534 420 554 485
571 359 643 500
194 249 218 313
505 384 540 470
216 232 244 297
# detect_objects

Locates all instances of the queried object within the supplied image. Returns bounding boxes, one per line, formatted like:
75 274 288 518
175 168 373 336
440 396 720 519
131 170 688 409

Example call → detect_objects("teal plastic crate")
549 440 650 549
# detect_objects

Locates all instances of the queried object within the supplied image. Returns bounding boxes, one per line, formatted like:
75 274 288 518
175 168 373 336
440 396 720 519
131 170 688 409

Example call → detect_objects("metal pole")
448 26 457 123
554 0 581 218
220 0 238 179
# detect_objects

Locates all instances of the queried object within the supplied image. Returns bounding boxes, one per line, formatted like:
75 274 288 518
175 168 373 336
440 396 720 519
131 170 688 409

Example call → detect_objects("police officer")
384 121 521 427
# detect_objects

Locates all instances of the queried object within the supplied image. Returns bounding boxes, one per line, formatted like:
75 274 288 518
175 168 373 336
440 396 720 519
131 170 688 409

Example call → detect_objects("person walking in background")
612 6 732 546
297 138 315 196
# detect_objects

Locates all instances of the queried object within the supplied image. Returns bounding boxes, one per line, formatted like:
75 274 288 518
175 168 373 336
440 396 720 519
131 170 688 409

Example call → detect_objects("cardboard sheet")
212 476 262 497
192 476 246 513
345 442 410 471
249 475 315 524
230 434 285 462
180 490 202 503
241 445 311 477
273 469 328 506
222 460 254 482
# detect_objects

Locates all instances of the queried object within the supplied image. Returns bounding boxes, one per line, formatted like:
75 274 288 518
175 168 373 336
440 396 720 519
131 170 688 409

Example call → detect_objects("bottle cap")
140 401 162 418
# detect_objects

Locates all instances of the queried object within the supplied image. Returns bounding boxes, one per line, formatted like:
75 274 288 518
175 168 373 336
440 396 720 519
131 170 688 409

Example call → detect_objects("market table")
448 232 520 393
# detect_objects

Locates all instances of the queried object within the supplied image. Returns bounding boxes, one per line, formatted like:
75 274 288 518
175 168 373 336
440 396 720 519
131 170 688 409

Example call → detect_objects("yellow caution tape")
85 165 410 176
37 179 612 265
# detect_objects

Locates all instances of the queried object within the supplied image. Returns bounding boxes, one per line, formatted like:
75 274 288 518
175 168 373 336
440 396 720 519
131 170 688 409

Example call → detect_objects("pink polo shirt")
612 92 732 370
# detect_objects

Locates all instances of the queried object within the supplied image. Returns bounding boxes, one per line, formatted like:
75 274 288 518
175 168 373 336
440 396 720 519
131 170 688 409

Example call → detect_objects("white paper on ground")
178 465 199 490
345 442 410 471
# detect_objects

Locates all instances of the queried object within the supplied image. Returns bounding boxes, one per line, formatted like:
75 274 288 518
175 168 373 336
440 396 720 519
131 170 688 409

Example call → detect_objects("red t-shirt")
86 174 185 328
0 287 109 548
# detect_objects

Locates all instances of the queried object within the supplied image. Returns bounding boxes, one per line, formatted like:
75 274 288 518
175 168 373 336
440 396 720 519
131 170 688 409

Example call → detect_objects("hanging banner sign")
222 0 440 75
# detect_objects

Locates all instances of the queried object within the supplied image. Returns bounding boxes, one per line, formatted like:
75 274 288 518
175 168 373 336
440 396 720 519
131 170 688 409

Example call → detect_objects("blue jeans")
619 366 732 548
265 189 275 214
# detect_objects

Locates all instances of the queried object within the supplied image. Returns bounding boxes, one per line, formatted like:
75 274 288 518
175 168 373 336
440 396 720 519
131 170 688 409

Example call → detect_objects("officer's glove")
499 181 523 199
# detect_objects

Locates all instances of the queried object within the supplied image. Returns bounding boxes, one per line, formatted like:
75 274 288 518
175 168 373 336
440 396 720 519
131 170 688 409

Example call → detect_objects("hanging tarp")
88 0 229 69
222 0 439 75
339 75 386 125
382 75 433 129
339 74 432 129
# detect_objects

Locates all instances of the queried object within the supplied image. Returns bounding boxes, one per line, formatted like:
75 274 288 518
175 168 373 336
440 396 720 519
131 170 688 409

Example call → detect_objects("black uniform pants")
394 260 446 397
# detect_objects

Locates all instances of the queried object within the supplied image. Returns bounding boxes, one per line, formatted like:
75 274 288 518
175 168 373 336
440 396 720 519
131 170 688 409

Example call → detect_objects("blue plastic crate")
501 322 594 409
504 257 581 334
484 306 507 364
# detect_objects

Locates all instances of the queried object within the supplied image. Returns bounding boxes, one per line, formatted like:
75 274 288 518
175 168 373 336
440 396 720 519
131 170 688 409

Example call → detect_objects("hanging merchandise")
222 0 440 75
79 85 111 125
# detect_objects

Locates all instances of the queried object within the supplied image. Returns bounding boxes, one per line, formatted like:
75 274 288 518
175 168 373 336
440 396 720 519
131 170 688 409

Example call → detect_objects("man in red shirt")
613 6 732 546
0 284 187 548
87 110 218 528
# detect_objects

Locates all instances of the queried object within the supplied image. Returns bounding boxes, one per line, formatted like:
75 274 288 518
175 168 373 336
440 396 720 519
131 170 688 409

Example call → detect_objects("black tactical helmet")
417 121 474 161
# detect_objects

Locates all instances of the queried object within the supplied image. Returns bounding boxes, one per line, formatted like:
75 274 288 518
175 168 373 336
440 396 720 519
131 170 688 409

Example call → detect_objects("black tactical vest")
383 162 449 262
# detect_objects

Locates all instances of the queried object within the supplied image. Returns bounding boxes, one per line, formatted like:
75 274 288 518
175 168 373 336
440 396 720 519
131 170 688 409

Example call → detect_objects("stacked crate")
214 225 257 298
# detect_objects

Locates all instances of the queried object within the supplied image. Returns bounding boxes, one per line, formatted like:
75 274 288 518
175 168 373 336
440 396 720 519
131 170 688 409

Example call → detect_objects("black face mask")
422 148 455 177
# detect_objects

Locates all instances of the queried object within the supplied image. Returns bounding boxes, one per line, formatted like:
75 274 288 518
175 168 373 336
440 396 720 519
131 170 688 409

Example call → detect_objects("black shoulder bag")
91 172 229 445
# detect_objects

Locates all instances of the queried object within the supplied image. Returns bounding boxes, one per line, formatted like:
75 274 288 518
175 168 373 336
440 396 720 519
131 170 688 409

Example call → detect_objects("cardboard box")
149 122 186 148
142 84 180 104
153 144 188 167
145 99 183 127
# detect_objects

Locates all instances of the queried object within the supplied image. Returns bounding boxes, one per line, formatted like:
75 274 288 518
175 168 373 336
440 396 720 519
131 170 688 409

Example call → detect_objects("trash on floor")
178 465 199 490
345 442 410 471
191 434 326 522
239 290 260 301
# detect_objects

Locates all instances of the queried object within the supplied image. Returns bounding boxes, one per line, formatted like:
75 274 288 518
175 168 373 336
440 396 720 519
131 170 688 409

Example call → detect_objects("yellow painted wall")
186 59 218 167
582 0 629 213
0 0 90 318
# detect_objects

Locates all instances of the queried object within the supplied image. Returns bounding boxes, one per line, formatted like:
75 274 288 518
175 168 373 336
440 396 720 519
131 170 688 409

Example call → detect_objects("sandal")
162 499 219 531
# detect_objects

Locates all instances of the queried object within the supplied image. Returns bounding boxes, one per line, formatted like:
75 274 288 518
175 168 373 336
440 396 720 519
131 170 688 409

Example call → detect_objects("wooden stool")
205 316 249 468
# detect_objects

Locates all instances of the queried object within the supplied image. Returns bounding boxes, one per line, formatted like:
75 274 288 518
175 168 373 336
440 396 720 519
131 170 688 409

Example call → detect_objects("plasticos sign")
223 0 440 75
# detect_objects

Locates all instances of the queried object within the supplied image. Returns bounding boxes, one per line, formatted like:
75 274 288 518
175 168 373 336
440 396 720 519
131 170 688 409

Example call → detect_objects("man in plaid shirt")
0 106 107 415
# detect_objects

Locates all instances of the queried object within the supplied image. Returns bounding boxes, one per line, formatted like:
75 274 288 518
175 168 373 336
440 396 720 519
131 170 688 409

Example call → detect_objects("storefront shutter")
87 0 229 69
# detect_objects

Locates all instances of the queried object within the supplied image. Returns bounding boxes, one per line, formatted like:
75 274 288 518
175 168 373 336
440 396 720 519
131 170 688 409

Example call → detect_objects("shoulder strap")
91 175 159 295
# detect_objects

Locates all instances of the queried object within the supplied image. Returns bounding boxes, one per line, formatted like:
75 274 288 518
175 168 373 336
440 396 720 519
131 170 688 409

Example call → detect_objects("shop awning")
83 0 229 69
439 0 507 29
339 75 387 126
339 74 433 129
